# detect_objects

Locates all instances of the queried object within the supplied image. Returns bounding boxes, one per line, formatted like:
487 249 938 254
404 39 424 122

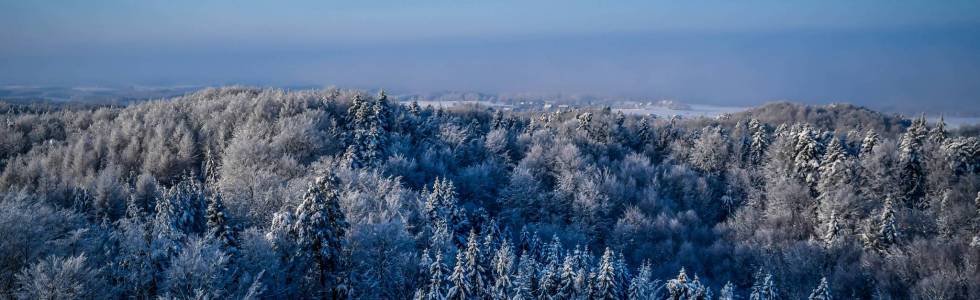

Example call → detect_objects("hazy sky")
2 1 979 112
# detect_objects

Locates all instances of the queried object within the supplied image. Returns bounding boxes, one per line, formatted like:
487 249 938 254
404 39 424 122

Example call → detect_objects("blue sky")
2 1 980 112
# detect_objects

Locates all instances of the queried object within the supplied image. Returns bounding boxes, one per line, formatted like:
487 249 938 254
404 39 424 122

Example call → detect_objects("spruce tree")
873 196 899 252
666 267 690 300
205 190 235 250
688 275 709 300
748 119 770 166
930 115 947 144
972 192 980 247
446 251 470 300
557 255 577 300
464 230 487 298
793 125 823 192
425 178 469 245
817 138 850 194
718 282 736 300
292 174 349 299
427 252 448 300
749 272 778 300
491 241 515 300
859 129 879 159
937 190 953 239
154 176 207 240
514 251 539 300
593 248 619 300
808 277 832 300
898 116 928 208
345 91 389 168
627 262 653 300
817 138 851 246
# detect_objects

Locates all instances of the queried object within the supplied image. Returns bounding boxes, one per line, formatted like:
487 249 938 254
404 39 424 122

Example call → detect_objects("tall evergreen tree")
627 262 654 300
427 252 448 300
666 267 708 300
345 91 390 168
425 178 469 245
817 138 850 194
491 241 515 300
898 116 928 208
205 190 235 250
718 282 736 300
748 119 771 166
817 137 851 246
154 176 207 240
808 277 832 300
868 196 899 252
793 125 823 192
292 174 349 299
749 271 778 300
859 129 879 159
930 115 947 144
464 230 487 298
446 251 470 300
593 248 619 300
972 191 980 247
556 255 577 300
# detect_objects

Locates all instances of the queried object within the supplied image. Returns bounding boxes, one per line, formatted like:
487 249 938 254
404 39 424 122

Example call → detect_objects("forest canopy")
0 87 978 299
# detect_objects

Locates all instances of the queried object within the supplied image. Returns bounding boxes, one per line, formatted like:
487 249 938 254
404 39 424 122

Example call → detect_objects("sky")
2 0 980 113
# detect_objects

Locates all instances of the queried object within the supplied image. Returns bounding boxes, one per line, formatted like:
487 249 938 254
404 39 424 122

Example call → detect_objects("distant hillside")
731 102 909 137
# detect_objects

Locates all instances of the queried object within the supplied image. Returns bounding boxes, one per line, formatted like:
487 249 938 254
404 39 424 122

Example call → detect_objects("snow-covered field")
399 100 512 109
616 104 748 119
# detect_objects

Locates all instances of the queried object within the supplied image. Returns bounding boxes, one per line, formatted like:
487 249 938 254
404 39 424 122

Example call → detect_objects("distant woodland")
0 87 978 299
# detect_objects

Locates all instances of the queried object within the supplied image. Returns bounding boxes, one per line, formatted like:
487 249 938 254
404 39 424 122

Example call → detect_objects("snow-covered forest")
0 87 978 299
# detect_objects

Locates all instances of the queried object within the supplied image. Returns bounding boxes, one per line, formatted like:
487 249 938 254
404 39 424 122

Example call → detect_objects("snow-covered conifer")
292 174 349 298
808 277 832 300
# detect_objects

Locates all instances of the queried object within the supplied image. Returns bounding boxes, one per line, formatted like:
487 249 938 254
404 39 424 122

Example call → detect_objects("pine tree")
937 190 953 239
688 275 709 300
793 125 823 191
859 129 879 159
871 196 900 252
718 282 736 300
817 138 851 247
666 267 690 300
408 100 422 116
749 272 778 300
808 277 832 300
614 252 632 298
817 138 850 194
446 251 470 300
514 251 539 300
464 230 487 298
419 249 433 282
930 115 947 144
539 263 559 299
627 262 654 300
511 267 534 300
292 174 349 299
427 252 448 300
154 176 207 240
556 255 577 300
898 116 928 208
205 190 235 250
345 91 389 168
748 119 770 166
972 192 980 247
491 241 515 300
822 211 843 248
425 178 469 246
593 248 619 300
